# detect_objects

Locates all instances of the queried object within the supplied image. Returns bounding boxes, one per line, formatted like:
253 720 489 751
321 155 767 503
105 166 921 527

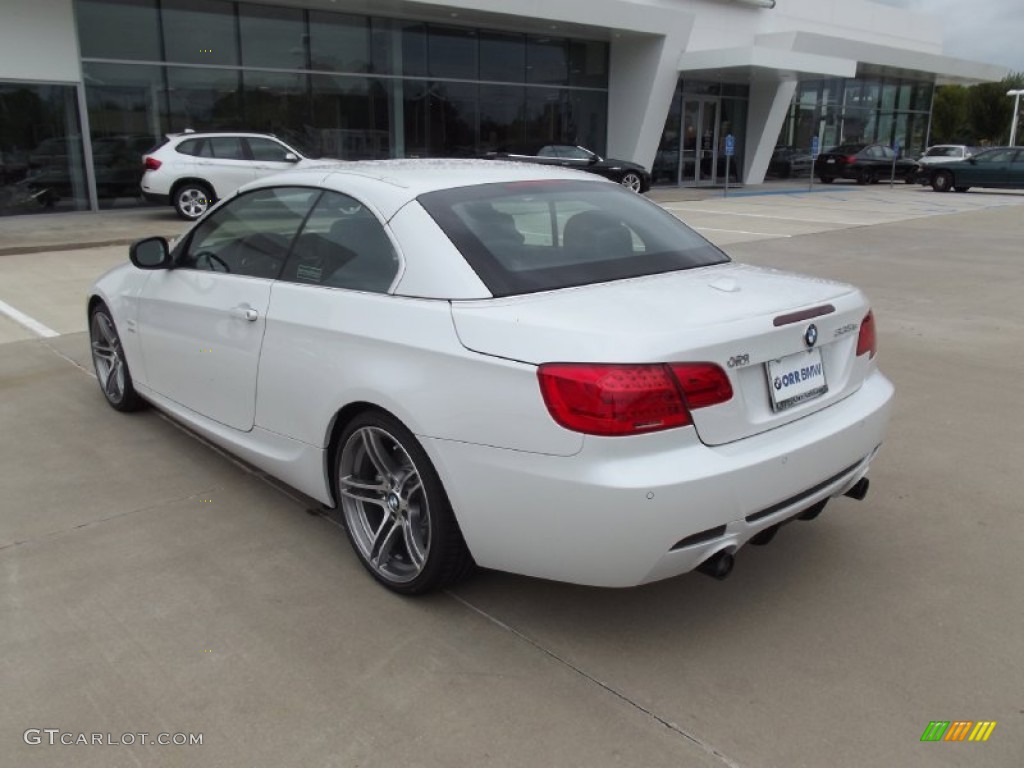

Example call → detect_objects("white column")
607 24 693 169
742 78 797 184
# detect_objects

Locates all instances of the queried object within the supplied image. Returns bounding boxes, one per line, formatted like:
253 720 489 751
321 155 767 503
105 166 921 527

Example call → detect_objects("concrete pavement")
2 185 1023 767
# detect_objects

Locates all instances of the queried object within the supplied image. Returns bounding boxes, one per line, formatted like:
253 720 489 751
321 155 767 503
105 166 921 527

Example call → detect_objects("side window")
560 146 592 160
537 146 560 158
176 139 205 156
280 191 399 293
179 187 320 279
207 137 246 160
879 146 895 160
246 138 292 162
980 149 1013 164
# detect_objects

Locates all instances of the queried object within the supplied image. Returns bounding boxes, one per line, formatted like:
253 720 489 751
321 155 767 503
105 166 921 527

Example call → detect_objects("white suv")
141 132 323 220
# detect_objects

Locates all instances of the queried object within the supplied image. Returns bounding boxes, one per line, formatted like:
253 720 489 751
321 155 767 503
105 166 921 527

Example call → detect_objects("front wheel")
89 304 145 412
620 172 643 193
932 171 954 192
335 411 473 594
173 182 214 220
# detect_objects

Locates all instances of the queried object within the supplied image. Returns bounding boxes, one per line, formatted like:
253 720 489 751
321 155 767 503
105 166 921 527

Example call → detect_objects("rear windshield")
829 144 866 155
417 180 728 297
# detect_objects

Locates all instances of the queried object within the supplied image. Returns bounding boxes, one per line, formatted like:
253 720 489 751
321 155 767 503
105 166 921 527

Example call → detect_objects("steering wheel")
193 250 230 273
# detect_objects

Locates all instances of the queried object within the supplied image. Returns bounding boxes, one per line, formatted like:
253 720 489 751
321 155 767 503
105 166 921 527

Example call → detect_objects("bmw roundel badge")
804 324 818 348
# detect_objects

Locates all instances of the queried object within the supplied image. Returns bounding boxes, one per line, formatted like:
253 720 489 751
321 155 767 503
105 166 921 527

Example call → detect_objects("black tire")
954 186 970 193
173 181 214 221
89 303 145 412
334 410 473 594
932 171 954 193
857 169 877 185
620 172 643 193
818 176 834 184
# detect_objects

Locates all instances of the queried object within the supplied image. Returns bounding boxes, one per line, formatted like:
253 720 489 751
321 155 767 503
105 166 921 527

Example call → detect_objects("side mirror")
587 155 600 165
968 157 977 165
130 236 171 270
284 152 300 163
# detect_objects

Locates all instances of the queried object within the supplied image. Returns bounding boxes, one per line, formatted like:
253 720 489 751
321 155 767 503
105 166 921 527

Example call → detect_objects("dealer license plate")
766 348 828 412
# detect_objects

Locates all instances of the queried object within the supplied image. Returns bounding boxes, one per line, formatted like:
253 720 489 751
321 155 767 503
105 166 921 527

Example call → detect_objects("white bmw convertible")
88 160 893 594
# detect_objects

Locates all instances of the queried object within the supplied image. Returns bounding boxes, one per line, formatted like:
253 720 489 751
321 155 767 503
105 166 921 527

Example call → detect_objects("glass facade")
70 0 610 210
769 73 934 179
0 83 89 216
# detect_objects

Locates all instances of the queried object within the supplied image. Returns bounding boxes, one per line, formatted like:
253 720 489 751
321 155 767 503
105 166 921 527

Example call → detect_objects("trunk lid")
450 263 873 446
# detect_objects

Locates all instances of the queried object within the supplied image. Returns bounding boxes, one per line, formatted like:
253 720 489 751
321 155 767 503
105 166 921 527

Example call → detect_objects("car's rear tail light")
669 363 734 408
846 155 858 165
856 310 877 358
143 156 162 171
537 362 732 436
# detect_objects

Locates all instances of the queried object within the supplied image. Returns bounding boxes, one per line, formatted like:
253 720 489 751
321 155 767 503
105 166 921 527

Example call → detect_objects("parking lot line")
692 226 793 238
0 298 59 338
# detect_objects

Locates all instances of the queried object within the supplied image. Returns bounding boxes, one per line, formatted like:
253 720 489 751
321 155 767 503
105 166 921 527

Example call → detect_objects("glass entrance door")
679 97 720 186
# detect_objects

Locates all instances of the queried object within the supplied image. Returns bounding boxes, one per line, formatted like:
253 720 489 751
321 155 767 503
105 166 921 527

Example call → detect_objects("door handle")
230 305 258 322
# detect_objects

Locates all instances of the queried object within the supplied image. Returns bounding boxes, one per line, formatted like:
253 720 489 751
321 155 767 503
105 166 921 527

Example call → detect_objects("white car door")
135 186 321 431
193 136 257 199
244 136 304 179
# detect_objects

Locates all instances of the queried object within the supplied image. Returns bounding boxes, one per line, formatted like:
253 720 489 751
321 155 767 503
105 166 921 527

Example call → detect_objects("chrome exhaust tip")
696 550 734 580
844 478 870 501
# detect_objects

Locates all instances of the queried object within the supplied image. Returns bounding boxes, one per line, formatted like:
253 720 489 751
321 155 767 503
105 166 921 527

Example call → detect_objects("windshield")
418 180 728 297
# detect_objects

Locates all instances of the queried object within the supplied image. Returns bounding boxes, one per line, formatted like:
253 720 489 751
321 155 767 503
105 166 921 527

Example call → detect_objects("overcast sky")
872 0 1022 72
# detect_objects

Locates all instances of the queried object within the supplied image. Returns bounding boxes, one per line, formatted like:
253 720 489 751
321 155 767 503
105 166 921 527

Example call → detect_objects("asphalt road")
2 187 1022 767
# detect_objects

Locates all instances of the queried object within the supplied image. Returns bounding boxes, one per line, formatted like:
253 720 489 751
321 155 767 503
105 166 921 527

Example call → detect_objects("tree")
930 85 970 144
931 73 1024 146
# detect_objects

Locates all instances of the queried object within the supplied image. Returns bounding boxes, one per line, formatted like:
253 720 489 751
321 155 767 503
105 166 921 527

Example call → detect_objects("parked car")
913 144 979 183
89 160 892 594
767 146 813 179
483 144 651 192
928 146 1024 192
141 131 332 220
814 143 917 184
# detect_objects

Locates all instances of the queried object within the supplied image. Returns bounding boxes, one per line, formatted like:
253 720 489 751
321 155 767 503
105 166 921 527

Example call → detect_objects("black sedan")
927 147 1024 193
814 143 918 185
483 145 651 192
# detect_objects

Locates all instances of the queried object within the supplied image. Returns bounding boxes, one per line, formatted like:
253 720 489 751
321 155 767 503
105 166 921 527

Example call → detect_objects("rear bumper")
425 370 894 587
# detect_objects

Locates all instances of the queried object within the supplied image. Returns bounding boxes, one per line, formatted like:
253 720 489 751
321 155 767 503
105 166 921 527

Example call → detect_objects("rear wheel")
932 171 954 192
335 411 473 594
89 304 145 412
173 182 214 220
620 172 643 193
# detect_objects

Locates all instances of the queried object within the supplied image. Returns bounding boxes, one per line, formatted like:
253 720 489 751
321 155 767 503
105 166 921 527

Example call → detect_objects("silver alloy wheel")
338 426 430 584
90 311 125 404
177 186 210 219
620 172 643 193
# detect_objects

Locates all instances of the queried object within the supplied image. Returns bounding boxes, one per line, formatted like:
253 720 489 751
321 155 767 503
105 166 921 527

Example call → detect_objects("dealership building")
0 0 1006 215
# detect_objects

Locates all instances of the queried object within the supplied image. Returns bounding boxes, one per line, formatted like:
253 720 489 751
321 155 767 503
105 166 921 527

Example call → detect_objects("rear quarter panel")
255 284 583 456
